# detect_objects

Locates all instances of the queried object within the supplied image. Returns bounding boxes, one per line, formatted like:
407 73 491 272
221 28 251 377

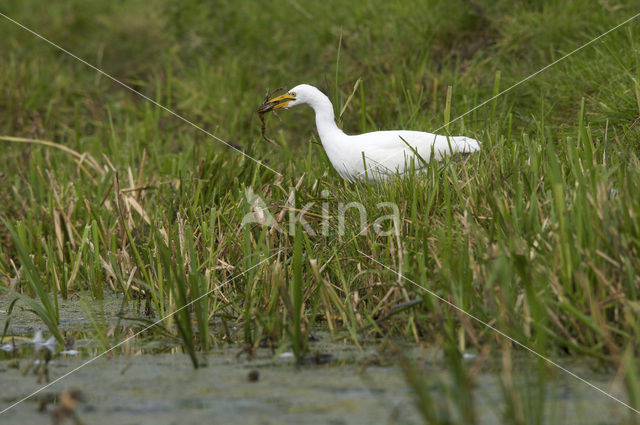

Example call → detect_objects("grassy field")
2 0 640 423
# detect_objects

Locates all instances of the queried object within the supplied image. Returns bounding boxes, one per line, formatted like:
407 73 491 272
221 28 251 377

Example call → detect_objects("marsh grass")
2 0 640 422
4 219 63 344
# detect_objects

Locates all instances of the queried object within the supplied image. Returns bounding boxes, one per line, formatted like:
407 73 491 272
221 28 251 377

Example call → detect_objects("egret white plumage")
261 84 480 182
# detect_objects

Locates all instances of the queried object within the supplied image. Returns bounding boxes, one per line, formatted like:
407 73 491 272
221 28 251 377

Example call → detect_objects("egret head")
262 84 316 111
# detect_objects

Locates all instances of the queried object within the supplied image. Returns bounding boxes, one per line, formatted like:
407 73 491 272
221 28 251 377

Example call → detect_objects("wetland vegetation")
2 0 640 423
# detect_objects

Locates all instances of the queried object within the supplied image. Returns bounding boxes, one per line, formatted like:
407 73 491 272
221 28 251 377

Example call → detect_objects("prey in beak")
260 93 295 111
257 88 295 113
257 87 292 146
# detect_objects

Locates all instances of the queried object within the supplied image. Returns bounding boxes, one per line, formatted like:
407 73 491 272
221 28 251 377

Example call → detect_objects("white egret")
261 84 480 182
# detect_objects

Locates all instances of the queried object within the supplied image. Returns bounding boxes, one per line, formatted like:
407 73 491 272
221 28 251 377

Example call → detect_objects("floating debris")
32 330 57 352
39 388 85 425
247 370 260 382
306 351 334 365
36 347 52 384
22 333 56 383
60 337 79 356
1 340 15 353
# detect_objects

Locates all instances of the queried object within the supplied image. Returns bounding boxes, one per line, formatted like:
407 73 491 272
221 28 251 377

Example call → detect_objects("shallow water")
0 293 139 337
0 295 633 424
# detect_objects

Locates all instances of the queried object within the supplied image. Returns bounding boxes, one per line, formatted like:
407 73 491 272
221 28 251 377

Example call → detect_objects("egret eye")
290 92 296 97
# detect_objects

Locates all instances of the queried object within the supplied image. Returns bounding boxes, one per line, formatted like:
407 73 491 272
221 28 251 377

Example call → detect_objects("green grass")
2 0 640 422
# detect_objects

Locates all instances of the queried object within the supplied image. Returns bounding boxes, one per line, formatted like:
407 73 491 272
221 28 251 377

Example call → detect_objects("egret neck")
306 88 347 166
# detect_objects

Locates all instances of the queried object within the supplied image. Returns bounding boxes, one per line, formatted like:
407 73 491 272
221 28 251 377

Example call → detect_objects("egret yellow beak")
266 93 296 110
